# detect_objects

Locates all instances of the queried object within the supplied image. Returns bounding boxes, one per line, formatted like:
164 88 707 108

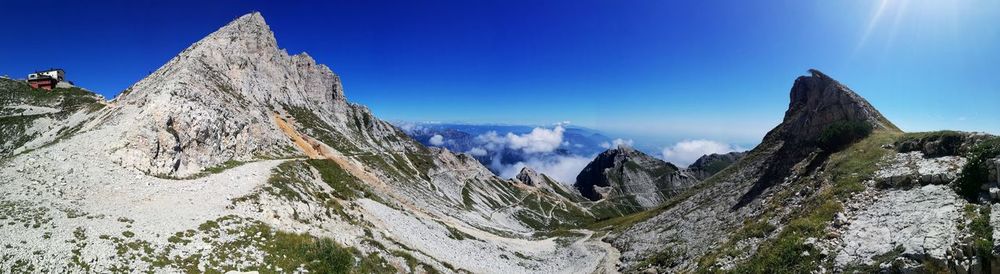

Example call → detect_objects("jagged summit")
573 146 698 211
684 151 746 180
515 167 544 186
100 12 363 176
765 69 899 145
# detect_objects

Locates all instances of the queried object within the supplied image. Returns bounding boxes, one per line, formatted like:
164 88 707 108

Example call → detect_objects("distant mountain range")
398 123 613 167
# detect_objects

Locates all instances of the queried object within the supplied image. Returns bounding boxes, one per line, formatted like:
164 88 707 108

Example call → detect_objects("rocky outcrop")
769 69 898 145
684 151 746 180
516 167 589 203
832 185 965 268
988 158 999 184
874 152 967 187
573 146 699 210
515 167 545 187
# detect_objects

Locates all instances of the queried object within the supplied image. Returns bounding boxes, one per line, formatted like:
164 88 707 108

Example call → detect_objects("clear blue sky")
2 1 998 145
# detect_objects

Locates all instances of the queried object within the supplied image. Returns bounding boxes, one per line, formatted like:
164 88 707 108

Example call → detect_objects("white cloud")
662 140 742 168
497 155 593 185
429 134 444 146
467 147 488 156
600 138 634 149
468 124 588 184
505 125 565 153
475 125 566 154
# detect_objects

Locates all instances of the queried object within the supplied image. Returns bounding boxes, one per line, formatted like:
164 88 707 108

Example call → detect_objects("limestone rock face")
102 13 370 176
684 151 746 180
515 167 545 187
516 167 589 203
767 69 897 145
874 152 967 187
833 185 965 268
573 146 699 209
610 70 902 272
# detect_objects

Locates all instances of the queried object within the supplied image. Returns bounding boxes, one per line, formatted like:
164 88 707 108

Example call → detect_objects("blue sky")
1 0 998 147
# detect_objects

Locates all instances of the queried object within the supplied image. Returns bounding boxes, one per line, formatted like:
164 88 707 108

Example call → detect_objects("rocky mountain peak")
515 167 544 186
574 146 698 211
766 69 898 145
204 12 275 48
685 151 746 180
104 12 351 176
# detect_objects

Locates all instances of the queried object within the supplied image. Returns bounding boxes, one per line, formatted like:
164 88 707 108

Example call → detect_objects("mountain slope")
0 79 105 157
0 13 614 273
685 151 746 180
607 69 905 272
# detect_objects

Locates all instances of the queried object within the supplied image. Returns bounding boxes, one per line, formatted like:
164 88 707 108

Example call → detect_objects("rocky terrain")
602 70 1000 273
685 152 746 180
3 12 1000 274
573 146 700 218
0 13 614 273
0 79 105 157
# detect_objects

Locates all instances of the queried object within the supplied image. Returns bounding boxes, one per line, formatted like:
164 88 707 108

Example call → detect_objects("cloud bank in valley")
429 134 444 146
662 139 744 167
496 155 593 185
460 124 593 185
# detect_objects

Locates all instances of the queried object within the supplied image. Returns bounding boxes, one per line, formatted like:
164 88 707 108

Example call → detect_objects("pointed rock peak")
768 69 899 144
203 12 276 47
602 145 637 156
516 167 543 186
225 12 267 28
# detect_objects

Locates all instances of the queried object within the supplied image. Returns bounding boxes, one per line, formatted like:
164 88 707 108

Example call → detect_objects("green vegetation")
70 227 92 271
956 137 1000 200
285 105 362 155
969 205 994 270
233 159 376 225
817 120 873 151
442 222 475 241
0 78 104 112
731 219 777 241
637 247 681 270
101 215 395 273
307 159 387 205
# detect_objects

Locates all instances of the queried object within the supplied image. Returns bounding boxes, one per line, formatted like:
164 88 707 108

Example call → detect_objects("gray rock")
574 146 699 211
833 185 964 267
684 151 746 180
874 152 966 188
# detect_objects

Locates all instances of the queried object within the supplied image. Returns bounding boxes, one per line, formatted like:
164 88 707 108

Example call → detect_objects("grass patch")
969 205 994 269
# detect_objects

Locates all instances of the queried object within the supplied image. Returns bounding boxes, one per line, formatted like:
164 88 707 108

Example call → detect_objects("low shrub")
817 120 873 151
955 137 1000 200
